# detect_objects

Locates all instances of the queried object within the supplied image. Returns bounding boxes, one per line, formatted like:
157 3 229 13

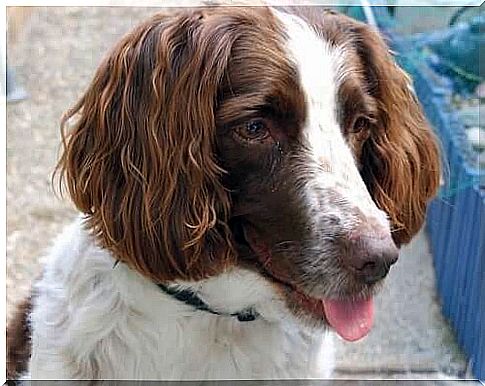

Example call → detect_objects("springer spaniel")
7 6 441 381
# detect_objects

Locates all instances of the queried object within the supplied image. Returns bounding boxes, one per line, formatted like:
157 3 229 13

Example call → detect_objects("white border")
3 0 483 384
1 2 6 383
3 0 485 7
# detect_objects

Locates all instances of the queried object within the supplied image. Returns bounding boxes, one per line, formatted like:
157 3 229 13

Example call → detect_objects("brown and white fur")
7 7 440 381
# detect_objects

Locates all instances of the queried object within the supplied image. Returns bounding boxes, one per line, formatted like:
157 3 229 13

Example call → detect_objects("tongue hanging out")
322 297 374 341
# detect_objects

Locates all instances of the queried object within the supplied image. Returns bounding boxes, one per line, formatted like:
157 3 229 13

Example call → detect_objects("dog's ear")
345 19 441 246
56 10 237 281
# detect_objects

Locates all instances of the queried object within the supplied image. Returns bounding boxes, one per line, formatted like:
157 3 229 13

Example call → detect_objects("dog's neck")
107 251 335 379
157 283 260 322
29 219 335 379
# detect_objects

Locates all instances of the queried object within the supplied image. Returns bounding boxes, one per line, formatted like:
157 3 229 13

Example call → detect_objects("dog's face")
57 7 440 340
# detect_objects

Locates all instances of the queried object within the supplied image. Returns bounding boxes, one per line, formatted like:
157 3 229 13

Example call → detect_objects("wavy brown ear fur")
353 20 441 246
55 10 237 282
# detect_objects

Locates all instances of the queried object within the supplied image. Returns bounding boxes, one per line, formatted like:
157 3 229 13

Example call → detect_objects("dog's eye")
234 119 271 143
346 116 373 147
351 116 371 134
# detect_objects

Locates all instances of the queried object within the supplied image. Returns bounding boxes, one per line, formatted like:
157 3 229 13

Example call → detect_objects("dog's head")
57 7 440 340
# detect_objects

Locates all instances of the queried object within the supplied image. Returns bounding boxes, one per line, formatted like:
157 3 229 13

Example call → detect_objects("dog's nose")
343 228 399 284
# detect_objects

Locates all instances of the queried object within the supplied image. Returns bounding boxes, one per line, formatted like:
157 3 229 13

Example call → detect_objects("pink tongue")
323 297 374 342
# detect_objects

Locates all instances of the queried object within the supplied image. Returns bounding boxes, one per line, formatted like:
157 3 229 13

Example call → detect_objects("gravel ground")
6 6 471 381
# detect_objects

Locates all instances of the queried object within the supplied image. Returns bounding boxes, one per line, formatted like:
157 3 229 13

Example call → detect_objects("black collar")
157 283 259 322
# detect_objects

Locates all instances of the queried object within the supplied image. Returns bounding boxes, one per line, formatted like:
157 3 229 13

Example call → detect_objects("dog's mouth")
240 222 374 342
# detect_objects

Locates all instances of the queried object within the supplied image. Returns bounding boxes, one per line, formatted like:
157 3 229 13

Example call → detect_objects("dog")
7 6 441 380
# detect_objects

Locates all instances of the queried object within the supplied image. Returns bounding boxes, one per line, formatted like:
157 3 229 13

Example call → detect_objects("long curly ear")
351 21 441 246
55 10 237 282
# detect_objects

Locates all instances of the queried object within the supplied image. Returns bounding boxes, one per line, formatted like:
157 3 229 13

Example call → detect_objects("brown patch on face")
216 15 306 143
7 295 32 379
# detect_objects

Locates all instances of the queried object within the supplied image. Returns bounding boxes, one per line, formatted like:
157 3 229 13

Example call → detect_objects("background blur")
6 4 483 382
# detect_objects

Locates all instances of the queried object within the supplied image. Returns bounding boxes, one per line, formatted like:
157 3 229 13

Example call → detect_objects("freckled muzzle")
253 162 401 337
238 185 397 341
306 184 399 287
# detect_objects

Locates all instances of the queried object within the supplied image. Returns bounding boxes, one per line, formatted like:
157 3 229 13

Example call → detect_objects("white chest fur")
28 219 335 380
